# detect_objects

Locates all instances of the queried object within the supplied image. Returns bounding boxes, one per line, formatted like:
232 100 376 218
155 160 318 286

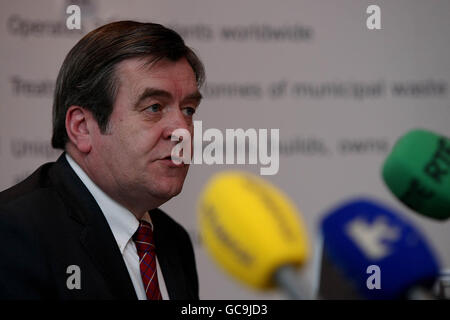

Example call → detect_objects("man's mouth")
160 155 187 167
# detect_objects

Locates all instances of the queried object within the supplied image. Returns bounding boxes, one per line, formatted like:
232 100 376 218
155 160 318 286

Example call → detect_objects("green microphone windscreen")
382 129 450 220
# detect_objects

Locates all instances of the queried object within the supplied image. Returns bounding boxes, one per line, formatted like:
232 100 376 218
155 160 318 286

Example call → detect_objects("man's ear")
65 106 93 153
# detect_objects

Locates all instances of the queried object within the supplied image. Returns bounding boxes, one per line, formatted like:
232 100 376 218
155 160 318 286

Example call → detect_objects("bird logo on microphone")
345 216 401 260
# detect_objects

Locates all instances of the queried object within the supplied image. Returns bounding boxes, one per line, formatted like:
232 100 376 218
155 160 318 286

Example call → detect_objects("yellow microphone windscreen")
198 171 309 290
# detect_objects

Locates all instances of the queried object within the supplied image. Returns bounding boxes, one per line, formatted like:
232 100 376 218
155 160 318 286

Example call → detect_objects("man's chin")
151 182 184 202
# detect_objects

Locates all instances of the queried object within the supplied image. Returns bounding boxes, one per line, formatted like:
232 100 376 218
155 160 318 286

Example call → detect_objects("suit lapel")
79 216 138 300
50 154 138 300
150 209 190 300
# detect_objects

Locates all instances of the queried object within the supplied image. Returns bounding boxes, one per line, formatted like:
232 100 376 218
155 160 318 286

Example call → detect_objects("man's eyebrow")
183 91 203 104
183 91 203 108
133 88 203 108
134 88 172 108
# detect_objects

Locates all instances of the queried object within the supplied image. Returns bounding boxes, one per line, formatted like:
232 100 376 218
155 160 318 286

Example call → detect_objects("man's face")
87 57 201 212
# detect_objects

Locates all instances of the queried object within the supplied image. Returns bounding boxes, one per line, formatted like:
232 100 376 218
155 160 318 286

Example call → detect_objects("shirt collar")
65 153 152 254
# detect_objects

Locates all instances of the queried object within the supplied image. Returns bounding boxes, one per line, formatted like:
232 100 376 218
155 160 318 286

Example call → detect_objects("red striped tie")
133 220 162 300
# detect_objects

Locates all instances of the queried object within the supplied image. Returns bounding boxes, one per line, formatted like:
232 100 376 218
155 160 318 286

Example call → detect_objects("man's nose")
162 108 191 140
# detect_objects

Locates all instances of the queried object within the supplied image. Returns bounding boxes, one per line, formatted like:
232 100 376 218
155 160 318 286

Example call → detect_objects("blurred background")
0 0 449 299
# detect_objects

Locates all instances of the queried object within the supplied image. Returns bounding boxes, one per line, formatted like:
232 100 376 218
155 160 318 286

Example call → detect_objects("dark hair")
51 20 205 149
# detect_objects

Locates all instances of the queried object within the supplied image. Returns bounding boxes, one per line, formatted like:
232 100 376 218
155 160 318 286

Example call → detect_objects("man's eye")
145 104 162 113
182 107 196 116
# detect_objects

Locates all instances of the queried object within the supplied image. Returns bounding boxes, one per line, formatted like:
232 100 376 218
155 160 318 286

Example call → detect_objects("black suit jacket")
0 154 199 300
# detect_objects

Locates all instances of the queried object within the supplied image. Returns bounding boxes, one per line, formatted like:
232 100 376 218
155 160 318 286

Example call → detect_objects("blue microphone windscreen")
320 198 440 299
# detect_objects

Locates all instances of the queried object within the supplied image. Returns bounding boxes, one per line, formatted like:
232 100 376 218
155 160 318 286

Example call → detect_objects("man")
0 21 204 300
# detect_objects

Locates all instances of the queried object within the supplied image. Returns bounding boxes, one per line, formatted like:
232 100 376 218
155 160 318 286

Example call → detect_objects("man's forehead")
117 56 195 81
116 57 197 97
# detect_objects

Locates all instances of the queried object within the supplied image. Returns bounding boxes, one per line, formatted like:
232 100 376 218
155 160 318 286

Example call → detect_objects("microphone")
197 171 311 299
319 197 440 299
382 129 450 220
434 269 450 299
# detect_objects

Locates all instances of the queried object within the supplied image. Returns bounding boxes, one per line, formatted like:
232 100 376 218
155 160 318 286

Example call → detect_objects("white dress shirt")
65 154 169 300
